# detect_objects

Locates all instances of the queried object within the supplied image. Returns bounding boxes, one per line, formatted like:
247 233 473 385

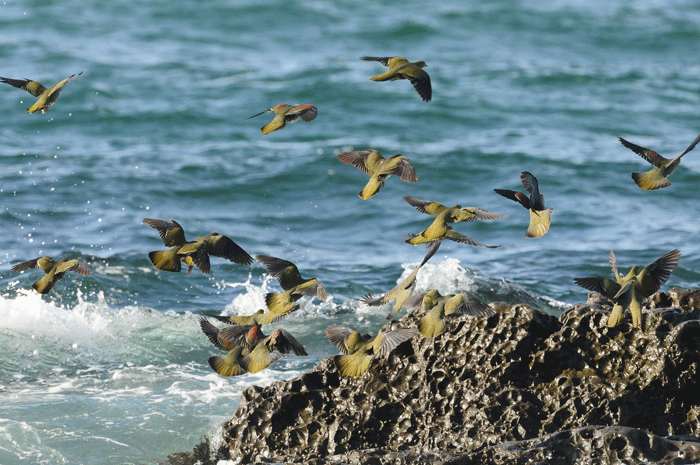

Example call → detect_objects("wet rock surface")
171 288 700 464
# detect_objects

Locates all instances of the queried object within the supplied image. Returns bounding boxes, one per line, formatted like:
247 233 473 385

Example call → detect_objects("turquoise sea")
2 0 700 463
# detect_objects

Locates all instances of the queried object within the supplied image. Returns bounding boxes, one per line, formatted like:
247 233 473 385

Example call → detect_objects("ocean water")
1 0 700 463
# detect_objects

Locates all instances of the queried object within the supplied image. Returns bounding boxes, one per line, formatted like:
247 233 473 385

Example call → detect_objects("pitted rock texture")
172 288 700 465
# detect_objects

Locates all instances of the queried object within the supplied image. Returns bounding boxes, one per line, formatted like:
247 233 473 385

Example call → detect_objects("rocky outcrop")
171 288 700 465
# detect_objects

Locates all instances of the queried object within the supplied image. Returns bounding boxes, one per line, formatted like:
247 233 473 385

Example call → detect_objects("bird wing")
444 231 500 248
198 234 253 265
609 250 622 281
288 104 317 122
573 276 621 299
520 171 547 210
360 56 395 67
619 137 670 168
46 72 82 97
59 260 92 276
636 249 681 297
454 207 508 223
398 67 431 102
11 257 41 272
178 242 210 274
401 289 432 308
0 77 47 97
677 132 700 159
494 188 531 209
325 325 358 355
255 255 305 289
384 155 418 182
403 196 447 216
143 218 186 246
337 149 383 175
446 293 495 317
374 328 418 358
272 328 308 356
292 279 327 300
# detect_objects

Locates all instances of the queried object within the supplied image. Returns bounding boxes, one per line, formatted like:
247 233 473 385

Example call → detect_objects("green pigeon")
494 171 553 238
12 256 91 294
199 308 288 326
144 218 252 274
361 56 431 102
1 71 82 114
619 133 700 190
403 196 506 248
239 328 308 373
245 104 317 135
336 149 418 199
363 241 440 320
256 255 327 317
325 325 418 377
403 289 494 338
208 346 249 377
574 249 681 328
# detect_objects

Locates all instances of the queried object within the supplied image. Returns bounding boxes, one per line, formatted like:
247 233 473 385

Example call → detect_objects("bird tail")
526 208 553 238
264 292 296 316
148 248 181 272
32 274 55 294
359 178 382 200
418 315 444 338
208 349 247 377
631 169 671 190
334 354 372 377
606 303 625 328
404 233 425 245
261 118 285 135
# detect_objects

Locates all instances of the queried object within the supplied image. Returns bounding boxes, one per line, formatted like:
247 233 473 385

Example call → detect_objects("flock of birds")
2 55 693 378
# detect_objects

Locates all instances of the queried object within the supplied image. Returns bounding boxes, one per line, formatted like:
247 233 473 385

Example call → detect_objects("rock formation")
169 288 700 465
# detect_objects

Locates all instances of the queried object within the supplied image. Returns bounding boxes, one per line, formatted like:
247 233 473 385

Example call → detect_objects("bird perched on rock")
1 71 82 114
325 325 418 377
574 249 681 328
361 56 431 102
618 133 700 190
245 104 317 135
403 196 506 248
256 255 327 317
403 289 494 338
337 149 418 200
494 171 553 238
12 256 91 294
363 241 440 320
143 218 252 274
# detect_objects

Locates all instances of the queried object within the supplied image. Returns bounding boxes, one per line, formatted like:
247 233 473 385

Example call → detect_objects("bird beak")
244 110 268 120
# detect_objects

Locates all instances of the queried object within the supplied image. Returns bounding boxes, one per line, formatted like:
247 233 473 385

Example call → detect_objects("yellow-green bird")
245 104 317 135
199 308 288 326
1 71 82 114
403 195 506 248
256 255 327 317
403 289 494 338
208 346 249 377
144 218 252 274
325 325 418 377
574 249 681 328
494 171 553 238
619 133 700 190
363 241 440 320
239 328 308 373
336 149 418 199
12 256 91 294
361 56 431 102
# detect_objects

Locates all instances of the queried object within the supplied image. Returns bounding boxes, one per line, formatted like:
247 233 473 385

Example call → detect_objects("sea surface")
1 0 700 463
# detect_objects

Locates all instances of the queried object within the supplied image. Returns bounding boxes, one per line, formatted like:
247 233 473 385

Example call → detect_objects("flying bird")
361 56 431 102
574 249 681 328
239 328 308 373
494 171 553 238
199 308 289 326
403 289 494 338
618 132 700 190
245 104 317 135
325 325 417 377
12 256 91 294
336 149 418 199
256 255 327 317
403 196 506 248
1 71 82 114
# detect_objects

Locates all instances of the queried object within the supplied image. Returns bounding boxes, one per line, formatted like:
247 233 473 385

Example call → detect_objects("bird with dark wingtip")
618 132 700 190
143 218 252 275
255 255 327 317
245 104 317 135
494 171 553 238
199 308 289 326
403 196 506 248
1 71 83 114
325 325 417 377
360 56 431 102
12 256 92 294
403 289 494 338
337 149 418 200
574 249 681 328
